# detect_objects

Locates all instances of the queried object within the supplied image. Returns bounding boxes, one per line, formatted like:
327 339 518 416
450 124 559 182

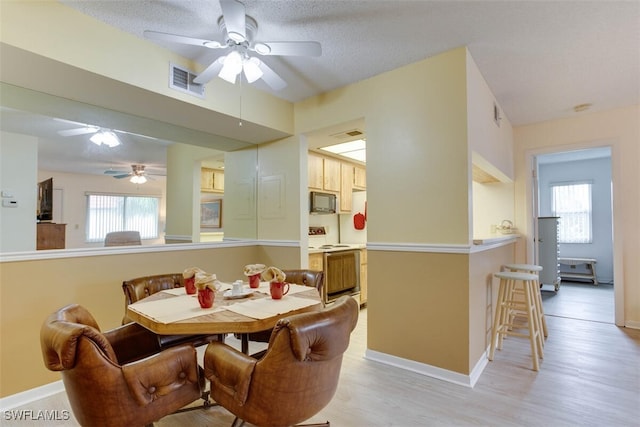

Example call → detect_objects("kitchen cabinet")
309 253 323 272
322 157 341 192
359 249 367 306
340 163 354 213
308 154 324 190
201 168 224 193
538 217 560 291
353 166 366 190
37 223 66 250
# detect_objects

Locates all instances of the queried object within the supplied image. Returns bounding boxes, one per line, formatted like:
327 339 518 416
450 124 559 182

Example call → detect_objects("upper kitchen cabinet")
353 165 366 190
308 153 340 193
201 167 225 193
340 163 354 213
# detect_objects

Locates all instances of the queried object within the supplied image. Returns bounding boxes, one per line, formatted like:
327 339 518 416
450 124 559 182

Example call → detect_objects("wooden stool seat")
489 271 544 371
503 263 548 338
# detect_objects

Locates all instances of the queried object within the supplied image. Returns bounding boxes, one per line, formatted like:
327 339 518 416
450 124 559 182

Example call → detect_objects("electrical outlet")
2 199 18 207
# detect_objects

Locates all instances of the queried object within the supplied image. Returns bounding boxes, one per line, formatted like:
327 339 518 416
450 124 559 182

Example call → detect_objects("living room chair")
41 304 205 427
204 295 358 427
244 269 324 346
122 273 223 348
104 230 142 246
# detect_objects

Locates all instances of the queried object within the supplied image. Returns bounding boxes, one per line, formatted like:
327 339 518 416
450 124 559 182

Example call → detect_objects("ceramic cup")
184 277 196 295
249 274 261 289
197 288 214 308
232 280 244 296
269 282 290 300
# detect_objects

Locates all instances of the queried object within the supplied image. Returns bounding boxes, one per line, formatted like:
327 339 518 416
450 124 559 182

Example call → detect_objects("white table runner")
128 294 226 324
223 296 319 320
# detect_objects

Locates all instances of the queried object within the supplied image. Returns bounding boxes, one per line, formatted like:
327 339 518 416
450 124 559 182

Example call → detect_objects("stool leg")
489 278 507 361
533 279 548 338
524 279 541 370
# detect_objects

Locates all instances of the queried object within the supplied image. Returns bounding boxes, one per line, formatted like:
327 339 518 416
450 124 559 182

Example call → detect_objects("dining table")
126 281 323 354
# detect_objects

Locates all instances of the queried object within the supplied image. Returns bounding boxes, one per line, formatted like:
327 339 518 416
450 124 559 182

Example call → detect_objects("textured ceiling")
3 0 638 175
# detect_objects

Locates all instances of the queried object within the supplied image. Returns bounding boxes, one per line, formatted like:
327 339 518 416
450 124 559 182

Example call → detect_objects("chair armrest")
104 323 162 364
122 344 201 406
204 341 257 405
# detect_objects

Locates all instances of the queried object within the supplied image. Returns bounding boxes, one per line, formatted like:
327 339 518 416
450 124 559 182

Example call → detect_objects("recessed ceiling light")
320 139 366 163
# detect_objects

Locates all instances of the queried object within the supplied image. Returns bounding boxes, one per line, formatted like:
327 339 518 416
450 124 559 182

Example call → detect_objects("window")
551 182 592 243
86 194 159 242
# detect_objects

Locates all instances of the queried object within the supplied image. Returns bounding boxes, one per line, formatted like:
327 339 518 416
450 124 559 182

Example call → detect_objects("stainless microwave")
309 191 336 214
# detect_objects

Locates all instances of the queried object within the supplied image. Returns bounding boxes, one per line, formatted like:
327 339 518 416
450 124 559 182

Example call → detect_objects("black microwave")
310 191 336 214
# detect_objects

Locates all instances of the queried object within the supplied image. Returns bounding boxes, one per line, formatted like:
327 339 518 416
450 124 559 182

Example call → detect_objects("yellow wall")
514 106 640 327
0 243 301 397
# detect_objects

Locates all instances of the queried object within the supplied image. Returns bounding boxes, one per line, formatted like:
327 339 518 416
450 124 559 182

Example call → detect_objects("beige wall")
0 243 301 397
0 132 38 252
514 105 640 327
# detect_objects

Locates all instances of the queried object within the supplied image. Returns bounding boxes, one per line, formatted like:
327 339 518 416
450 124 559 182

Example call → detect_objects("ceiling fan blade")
113 129 158 140
255 41 322 57
58 127 99 137
220 0 246 41
193 58 225 84
258 61 287 91
143 30 223 49
113 174 132 179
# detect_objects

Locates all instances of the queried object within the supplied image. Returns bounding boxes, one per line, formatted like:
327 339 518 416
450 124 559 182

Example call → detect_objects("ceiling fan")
55 119 157 148
105 164 165 184
143 0 322 90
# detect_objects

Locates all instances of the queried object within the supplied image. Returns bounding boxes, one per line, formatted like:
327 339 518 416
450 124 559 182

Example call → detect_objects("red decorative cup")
197 288 214 308
269 282 290 300
249 274 261 289
185 277 196 295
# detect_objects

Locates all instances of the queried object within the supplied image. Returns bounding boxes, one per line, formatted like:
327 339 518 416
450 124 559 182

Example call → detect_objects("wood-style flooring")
4 284 638 427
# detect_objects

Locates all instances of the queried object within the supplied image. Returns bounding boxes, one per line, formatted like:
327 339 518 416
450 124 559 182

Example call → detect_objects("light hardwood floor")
4 301 639 426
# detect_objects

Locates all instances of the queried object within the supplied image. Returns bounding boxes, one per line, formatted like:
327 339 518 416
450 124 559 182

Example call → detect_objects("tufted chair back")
204 296 358 427
41 304 203 427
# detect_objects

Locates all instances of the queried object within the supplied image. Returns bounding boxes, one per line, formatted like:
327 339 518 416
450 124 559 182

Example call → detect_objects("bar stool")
504 263 548 339
489 271 543 371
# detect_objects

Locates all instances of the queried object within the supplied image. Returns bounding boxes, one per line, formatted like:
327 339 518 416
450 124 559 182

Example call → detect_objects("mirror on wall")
0 85 259 253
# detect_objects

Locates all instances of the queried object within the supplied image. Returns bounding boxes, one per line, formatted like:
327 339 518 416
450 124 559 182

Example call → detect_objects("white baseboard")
625 320 640 330
0 381 64 411
364 349 487 388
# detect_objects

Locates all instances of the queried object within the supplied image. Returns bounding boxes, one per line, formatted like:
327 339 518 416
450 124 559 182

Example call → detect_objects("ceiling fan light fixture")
243 57 263 83
203 40 222 48
89 130 121 147
130 175 147 184
219 50 243 83
227 31 246 43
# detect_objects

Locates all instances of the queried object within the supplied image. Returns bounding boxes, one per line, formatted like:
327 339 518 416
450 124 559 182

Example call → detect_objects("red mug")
269 282 290 300
249 274 261 289
197 288 214 308
184 277 196 295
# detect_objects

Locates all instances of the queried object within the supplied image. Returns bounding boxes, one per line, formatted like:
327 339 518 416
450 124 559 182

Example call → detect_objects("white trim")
625 320 640 330
0 381 64 411
163 234 194 242
367 242 471 254
364 349 482 388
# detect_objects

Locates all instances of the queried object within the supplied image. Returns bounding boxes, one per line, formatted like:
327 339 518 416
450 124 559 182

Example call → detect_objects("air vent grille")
169 63 205 98
330 129 364 140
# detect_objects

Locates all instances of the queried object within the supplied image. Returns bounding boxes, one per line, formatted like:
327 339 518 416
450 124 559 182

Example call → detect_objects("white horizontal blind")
86 194 159 242
551 182 592 244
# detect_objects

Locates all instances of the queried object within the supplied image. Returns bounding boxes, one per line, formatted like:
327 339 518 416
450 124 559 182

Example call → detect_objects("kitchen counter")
308 243 366 254
472 234 520 246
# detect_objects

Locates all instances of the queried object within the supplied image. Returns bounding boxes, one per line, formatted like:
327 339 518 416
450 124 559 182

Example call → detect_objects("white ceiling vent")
330 129 364 140
169 63 205 98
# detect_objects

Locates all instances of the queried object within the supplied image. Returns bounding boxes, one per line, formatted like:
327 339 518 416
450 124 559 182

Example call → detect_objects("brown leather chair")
204 295 358 427
104 230 142 246
244 269 324 344
122 273 222 348
41 304 204 427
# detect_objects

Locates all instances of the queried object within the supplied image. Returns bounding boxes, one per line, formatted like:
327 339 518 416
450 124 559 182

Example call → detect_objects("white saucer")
223 289 254 299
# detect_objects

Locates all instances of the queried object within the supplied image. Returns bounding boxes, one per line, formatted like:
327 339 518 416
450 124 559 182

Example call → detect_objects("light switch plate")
1 190 14 198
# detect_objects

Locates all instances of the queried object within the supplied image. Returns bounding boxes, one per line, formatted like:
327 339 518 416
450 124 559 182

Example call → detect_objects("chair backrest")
122 273 184 305
104 230 141 246
213 296 358 426
282 269 324 293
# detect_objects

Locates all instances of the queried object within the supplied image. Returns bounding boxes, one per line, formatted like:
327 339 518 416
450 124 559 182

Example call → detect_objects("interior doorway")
534 147 614 324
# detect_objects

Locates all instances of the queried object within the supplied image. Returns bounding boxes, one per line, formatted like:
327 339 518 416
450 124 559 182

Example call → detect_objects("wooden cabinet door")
354 166 366 189
201 168 224 193
308 154 324 190
309 253 323 271
340 163 353 212
322 157 341 192
359 249 367 306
